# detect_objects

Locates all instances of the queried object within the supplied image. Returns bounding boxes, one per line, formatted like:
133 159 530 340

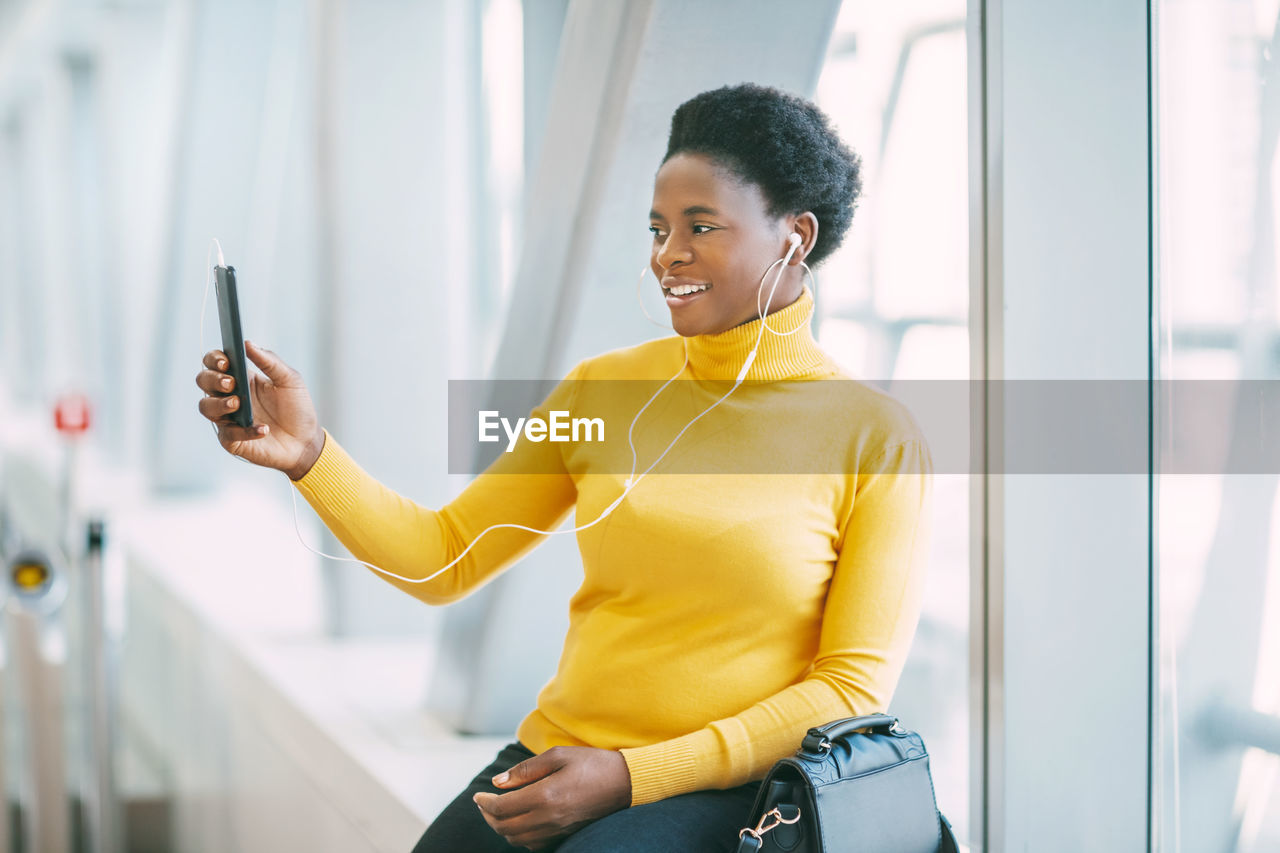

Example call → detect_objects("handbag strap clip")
738 805 802 843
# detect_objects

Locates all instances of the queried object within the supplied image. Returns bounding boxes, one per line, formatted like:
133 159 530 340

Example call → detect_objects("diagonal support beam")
433 0 841 736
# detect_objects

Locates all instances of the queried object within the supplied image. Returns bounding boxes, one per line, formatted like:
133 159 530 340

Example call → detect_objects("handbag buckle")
739 806 802 843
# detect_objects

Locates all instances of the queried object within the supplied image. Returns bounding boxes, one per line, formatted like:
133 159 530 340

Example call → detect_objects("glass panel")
815 0 971 845
479 0 525 371
1155 2 1280 850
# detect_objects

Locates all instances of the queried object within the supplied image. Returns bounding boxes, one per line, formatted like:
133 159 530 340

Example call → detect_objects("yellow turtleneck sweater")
293 287 932 807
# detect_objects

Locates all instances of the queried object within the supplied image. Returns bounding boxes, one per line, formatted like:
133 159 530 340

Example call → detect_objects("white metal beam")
983 1 1151 850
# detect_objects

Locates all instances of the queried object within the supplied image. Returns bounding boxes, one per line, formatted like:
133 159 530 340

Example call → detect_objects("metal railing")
2 516 123 853
5 546 70 853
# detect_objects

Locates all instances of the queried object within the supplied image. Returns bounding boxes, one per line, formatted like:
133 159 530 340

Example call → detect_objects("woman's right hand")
196 340 326 480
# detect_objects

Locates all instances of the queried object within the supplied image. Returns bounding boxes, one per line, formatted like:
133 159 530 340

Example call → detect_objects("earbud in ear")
788 233 802 248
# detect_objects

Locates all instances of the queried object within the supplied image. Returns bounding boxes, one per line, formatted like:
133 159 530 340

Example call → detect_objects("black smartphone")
214 265 254 428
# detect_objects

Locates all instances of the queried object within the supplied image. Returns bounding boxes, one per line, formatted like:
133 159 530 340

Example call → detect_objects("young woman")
196 84 932 852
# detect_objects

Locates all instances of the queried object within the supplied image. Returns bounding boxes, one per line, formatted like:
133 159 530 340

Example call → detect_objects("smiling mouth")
662 283 712 297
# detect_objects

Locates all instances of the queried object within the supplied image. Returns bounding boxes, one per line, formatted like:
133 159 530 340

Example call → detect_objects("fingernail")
227 397 238 409
218 360 227 369
258 425 269 434
221 378 232 389
493 772 509 785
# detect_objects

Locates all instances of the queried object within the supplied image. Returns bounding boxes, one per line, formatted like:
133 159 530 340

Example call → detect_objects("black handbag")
734 714 959 853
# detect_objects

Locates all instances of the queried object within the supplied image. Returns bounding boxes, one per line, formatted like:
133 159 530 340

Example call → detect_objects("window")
816 1 972 843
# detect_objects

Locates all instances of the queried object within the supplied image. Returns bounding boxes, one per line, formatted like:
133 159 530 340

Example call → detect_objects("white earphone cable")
636 265 675 330
201 238 227 438
287 347 691 585
759 260 817 337
206 237 802 586
199 238 226 359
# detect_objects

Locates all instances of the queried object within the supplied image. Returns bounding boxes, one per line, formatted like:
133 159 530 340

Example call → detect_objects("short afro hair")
662 83 862 267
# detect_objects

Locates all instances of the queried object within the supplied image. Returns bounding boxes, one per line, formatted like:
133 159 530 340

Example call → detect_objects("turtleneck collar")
682 285 830 382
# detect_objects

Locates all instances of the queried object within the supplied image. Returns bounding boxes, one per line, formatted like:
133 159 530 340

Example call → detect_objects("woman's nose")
655 232 693 269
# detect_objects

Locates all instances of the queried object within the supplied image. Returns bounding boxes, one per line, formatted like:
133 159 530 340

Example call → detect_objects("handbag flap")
811 753 942 853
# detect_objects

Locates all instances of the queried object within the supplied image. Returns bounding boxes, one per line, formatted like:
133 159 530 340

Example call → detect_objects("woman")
196 84 932 852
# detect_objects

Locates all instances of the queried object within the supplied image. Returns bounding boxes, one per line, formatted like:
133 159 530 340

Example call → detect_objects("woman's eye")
692 224 716 235
649 226 666 239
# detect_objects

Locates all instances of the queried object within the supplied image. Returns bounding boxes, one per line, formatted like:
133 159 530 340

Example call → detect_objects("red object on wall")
54 393 92 435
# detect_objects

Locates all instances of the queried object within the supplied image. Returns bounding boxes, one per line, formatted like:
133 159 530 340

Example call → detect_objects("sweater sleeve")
290 362 586 605
617 439 933 805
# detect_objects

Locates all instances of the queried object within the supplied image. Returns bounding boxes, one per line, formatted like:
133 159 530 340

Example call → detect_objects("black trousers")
411 742 762 852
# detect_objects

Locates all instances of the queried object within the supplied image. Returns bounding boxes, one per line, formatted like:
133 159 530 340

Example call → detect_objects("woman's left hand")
473 745 632 850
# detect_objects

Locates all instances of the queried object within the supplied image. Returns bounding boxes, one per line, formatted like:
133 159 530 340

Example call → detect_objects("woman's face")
649 152 802 337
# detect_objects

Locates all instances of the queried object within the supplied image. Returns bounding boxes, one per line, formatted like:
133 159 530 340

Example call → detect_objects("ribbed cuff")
619 736 701 806
292 430 361 517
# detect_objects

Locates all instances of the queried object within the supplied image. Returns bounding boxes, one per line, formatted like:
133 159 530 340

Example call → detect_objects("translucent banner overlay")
446 379 1277 475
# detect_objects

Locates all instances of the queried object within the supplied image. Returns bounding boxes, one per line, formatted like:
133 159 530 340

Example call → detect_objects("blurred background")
0 0 1274 851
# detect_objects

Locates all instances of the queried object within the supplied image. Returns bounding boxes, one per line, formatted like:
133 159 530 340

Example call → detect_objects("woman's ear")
789 212 820 264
